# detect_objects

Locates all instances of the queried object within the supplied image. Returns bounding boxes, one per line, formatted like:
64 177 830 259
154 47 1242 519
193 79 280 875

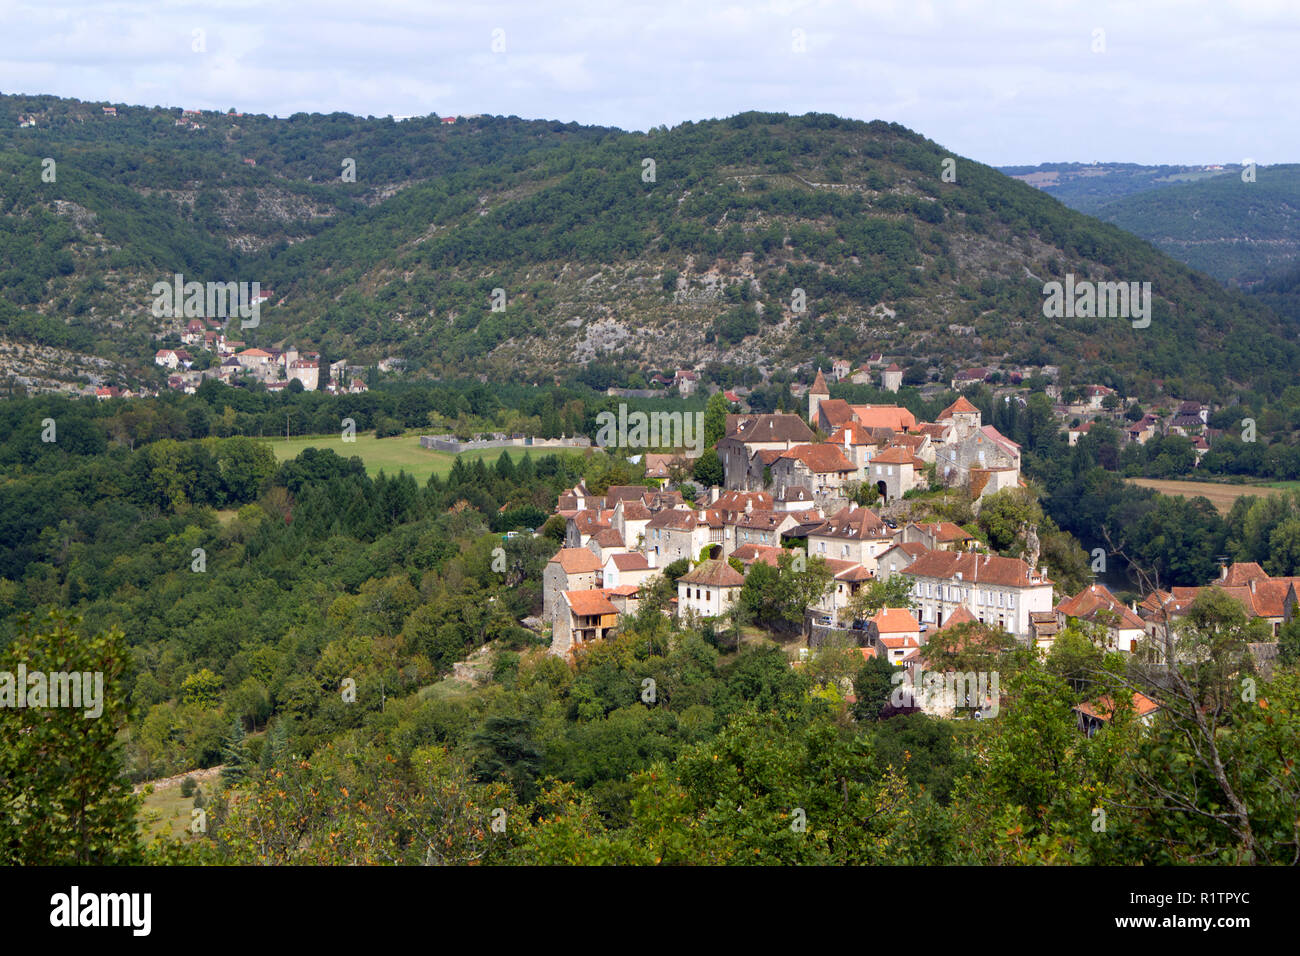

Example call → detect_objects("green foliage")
0 612 141 864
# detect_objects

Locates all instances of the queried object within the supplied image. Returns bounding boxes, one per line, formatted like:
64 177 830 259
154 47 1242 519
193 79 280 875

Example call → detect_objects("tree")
221 718 252 787
0 613 141 864
852 653 898 721
703 391 729 449
693 447 723 487
847 575 914 622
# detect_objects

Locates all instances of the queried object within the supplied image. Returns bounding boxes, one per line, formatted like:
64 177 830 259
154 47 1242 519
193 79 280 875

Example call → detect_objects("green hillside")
2 95 1299 403
1095 164 1300 286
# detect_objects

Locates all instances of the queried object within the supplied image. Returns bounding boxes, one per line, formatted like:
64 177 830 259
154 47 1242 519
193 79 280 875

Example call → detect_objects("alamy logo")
50 886 151 936
890 667 1000 717
1042 273 1151 328
151 273 262 329
594 403 704 456
0 664 103 718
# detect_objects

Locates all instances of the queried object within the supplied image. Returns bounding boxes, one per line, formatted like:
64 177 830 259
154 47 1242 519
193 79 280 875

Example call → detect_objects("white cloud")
0 0 1294 164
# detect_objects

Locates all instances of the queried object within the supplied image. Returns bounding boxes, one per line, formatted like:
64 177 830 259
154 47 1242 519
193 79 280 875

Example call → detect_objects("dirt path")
133 765 225 795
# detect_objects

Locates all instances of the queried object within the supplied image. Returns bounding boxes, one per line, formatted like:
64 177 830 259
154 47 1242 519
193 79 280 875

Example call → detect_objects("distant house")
602 552 653 590
441 115 457 124
770 443 857 505
551 588 641 657
901 551 1053 639
1056 583 1147 653
880 363 903 393
542 548 603 621
1074 693 1160 737
951 368 989 390
676 559 745 618
673 369 699 396
806 505 894 571
153 349 192 369
867 608 923 663
1082 385 1117 410
716 414 815 491
101 106 117 116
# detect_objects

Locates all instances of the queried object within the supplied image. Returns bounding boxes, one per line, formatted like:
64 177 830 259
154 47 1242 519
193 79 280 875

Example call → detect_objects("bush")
179 776 196 798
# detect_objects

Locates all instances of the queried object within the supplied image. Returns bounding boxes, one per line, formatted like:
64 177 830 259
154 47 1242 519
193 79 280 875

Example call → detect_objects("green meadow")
260 431 590 485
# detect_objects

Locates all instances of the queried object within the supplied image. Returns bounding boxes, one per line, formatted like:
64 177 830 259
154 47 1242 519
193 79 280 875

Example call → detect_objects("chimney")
1250 579 1256 594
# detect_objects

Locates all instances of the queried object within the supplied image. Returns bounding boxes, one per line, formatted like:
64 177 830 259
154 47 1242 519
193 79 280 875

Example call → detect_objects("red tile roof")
902 551 1049 588
565 590 619 616
870 607 920 633
939 396 979 419
548 548 603 574
608 552 650 571
779 443 855 473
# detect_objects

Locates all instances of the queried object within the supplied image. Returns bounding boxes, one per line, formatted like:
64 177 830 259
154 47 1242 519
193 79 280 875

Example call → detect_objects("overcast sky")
1 0 1294 166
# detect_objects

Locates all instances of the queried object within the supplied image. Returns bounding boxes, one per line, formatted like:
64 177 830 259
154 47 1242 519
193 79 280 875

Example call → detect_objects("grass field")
259 431 584 485
1128 477 1287 514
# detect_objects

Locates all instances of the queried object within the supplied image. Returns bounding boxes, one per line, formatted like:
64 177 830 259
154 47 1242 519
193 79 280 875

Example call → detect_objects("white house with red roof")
902 551 1053 638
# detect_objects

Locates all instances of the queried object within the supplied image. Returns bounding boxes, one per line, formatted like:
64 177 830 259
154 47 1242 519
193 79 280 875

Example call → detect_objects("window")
1008 593 1016 610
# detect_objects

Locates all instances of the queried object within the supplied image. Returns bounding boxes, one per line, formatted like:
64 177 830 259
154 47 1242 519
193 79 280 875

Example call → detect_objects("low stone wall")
419 435 592 453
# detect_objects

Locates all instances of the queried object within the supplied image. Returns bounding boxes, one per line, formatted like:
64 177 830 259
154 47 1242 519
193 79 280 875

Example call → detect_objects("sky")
0 0 1295 167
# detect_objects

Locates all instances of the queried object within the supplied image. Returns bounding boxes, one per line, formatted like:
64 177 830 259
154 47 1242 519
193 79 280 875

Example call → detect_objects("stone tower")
809 368 829 425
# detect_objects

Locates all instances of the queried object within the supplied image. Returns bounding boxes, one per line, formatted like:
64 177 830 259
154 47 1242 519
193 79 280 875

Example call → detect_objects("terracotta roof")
828 423 887 446
646 509 699 530
913 522 973 543
810 505 891 541
1075 692 1160 721
731 544 785 567
1055 584 1146 630
618 500 652 520
729 509 791 531
548 548 603 574
608 552 650 571
871 607 919 633
811 368 829 395
564 590 619 617
850 405 917 431
1221 562 1268 586
834 564 874 582
902 551 1049 588
714 491 775 512
569 510 611 535
933 605 978 633
879 634 921 649
778 443 855 473
816 399 856 428
590 527 625 548
939 396 980 419
871 445 921 466
678 559 746 588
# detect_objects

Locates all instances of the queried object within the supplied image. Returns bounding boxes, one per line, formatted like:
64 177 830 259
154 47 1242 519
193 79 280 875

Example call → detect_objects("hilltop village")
538 365 1287 719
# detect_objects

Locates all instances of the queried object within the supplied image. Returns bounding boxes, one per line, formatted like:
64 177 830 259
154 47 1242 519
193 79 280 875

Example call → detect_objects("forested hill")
2 94 1298 402
1004 160 1300 293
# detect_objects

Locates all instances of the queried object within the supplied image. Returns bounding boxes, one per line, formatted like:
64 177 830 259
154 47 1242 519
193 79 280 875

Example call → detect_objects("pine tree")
220 719 251 787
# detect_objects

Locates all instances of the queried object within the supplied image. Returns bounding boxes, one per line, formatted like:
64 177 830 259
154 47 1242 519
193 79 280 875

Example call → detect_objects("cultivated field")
260 431 589 485
1127 477 1287 514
